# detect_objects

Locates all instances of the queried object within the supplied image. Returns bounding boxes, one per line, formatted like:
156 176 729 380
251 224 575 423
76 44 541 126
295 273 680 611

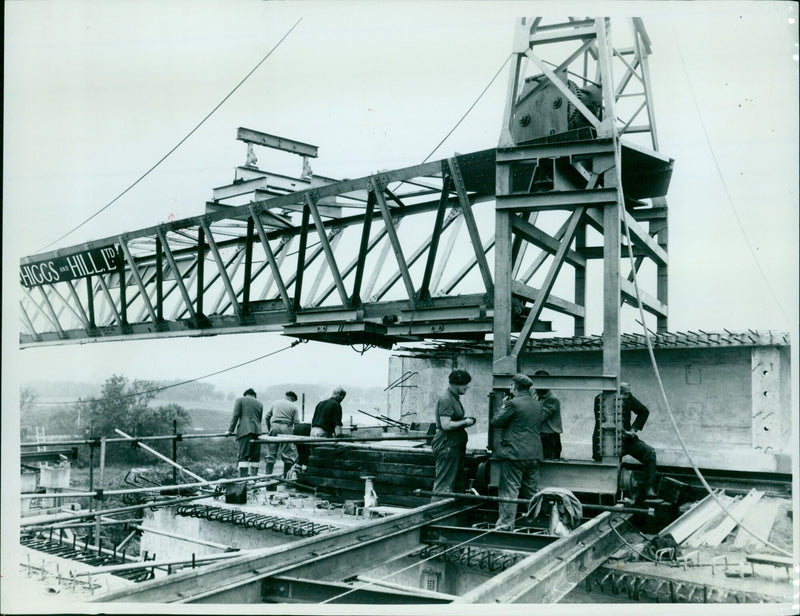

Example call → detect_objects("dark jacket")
537 390 562 434
490 391 550 460
312 397 343 436
228 396 263 439
593 393 650 432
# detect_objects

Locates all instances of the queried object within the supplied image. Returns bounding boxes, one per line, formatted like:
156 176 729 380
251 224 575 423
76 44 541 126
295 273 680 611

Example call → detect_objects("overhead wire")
38 18 304 253
421 53 513 165
616 143 792 558
668 22 791 328
29 340 305 406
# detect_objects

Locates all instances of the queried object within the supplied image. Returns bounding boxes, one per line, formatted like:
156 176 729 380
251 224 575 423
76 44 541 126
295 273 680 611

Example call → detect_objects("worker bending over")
311 387 346 438
226 388 263 477
264 391 299 476
431 370 476 499
593 382 658 498
492 373 552 530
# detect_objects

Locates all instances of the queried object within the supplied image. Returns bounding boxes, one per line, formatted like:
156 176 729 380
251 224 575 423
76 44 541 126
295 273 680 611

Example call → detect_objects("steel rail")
413 489 653 515
21 474 276 502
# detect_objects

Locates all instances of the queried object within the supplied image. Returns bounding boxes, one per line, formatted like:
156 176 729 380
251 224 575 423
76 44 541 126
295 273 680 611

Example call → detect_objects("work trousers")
265 423 297 468
622 436 657 492
310 426 331 438
236 434 261 472
432 448 466 500
541 433 562 459
495 458 540 530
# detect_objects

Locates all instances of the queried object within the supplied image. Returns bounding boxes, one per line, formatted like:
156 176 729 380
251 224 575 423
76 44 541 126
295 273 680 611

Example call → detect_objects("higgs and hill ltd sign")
20 245 120 288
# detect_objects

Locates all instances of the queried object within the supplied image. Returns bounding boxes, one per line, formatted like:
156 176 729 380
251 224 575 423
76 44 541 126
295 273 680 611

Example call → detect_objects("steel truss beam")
20 152 506 348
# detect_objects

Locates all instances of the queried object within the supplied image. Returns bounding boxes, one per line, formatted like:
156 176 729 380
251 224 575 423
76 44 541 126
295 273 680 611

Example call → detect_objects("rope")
668 23 790 327
38 18 303 252
616 143 792 558
420 54 512 165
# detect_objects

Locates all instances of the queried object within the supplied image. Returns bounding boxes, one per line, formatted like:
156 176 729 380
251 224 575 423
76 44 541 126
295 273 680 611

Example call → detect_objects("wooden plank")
702 489 763 547
309 447 434 466
310 459 435 478
304 478 430 508
734 498 780 548
684 493 738 548
306 468 433 489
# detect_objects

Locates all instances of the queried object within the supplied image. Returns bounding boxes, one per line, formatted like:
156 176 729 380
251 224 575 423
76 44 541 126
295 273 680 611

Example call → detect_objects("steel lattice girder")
19 16 671 392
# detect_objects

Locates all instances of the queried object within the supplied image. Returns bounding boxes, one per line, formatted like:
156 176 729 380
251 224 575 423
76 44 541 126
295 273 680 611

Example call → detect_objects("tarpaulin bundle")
526 487 583 530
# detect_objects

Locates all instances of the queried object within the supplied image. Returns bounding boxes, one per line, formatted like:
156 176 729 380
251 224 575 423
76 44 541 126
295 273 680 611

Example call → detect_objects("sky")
3 0 798 398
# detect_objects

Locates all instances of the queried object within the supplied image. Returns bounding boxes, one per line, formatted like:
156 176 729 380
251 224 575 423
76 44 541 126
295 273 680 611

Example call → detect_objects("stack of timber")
660 489 770 549
301 443 484 508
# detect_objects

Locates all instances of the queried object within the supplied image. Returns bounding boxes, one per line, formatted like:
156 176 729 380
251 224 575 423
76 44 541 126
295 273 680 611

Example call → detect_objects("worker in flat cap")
227 388 264 477
264 391 300 477
431 370 476 500
592 382 658 499
491 373 553 529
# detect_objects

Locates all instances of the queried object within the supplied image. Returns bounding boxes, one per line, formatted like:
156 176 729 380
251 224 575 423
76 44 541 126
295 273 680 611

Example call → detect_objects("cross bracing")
18 15 673 429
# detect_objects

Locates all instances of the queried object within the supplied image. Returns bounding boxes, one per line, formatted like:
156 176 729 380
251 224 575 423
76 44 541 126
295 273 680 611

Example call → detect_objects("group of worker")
226 386 348 478
432 370 657 529
228 373 657 530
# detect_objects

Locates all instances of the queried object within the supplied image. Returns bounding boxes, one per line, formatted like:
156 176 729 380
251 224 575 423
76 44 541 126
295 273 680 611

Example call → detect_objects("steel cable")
616 142 792 558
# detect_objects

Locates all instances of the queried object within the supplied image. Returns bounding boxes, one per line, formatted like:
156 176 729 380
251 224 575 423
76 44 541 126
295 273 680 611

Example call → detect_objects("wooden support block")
306 467 434 489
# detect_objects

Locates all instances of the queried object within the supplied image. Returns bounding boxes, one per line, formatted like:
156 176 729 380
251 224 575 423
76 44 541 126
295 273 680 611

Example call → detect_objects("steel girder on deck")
93 500 475 603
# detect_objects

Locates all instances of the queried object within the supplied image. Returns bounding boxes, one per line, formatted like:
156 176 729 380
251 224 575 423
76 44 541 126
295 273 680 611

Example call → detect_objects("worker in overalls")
431 370 476 500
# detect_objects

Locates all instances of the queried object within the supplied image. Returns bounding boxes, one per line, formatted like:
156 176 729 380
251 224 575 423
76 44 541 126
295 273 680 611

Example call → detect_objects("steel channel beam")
94 501 473 603
493 374 618 390
496 189 618 211
538 459 619 494
421 525 557 553
454 512 631 603
261 575 451 604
